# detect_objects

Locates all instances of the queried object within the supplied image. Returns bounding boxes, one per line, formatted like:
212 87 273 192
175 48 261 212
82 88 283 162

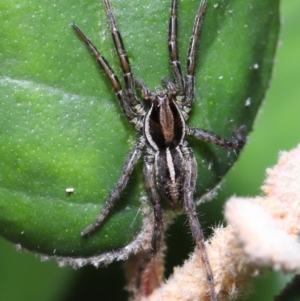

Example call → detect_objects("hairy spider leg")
80 137 146 236
168 0 184 94
185 0 207 107
187 126 246 149
72 24 139 123
104 0 143 114
181 143 217 301
137 154 164 288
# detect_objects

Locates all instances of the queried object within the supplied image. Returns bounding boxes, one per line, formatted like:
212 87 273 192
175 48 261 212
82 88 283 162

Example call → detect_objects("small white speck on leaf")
245 98 251 106
66 187 74 194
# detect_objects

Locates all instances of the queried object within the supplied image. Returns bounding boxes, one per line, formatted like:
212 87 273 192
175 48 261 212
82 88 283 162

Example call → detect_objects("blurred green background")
0 0 299 300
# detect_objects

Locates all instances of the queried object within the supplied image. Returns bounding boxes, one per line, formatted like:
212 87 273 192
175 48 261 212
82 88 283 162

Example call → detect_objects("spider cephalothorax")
73 0 245 300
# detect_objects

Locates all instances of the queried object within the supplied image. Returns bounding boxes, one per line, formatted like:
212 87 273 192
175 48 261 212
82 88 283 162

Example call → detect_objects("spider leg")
186 125 245 149
72 24 141 127
168 0 184 93
136 154 164 287
104 0 144 116
81 136 146 236
184 0 207 108
181 144 217 301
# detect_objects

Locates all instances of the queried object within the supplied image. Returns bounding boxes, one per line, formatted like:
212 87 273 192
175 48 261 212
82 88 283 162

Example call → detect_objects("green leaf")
0 0 279 258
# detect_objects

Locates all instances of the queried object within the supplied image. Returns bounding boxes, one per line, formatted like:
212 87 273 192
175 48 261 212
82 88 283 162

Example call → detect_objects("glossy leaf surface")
0 0 279 257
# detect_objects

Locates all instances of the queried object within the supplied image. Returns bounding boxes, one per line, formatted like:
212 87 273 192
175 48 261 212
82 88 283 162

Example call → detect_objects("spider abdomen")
155 147 185 206
166 180 182 205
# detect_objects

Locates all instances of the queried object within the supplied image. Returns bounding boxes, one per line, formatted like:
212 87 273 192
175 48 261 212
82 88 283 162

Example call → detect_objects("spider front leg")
185 0 207 108
72 24 142 128
187 125 246 150
168 0 184 93
104 0 143 114
81 136 146 236
181 144 217 301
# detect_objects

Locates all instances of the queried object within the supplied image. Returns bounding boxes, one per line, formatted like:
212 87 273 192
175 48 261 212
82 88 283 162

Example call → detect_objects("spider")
73 0 245 300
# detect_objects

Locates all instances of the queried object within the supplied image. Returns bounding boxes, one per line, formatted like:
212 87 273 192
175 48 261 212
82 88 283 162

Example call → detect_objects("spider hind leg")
181 143 217 301
134 155 164 288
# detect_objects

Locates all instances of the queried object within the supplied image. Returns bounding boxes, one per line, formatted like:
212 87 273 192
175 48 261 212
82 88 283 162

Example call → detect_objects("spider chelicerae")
73 0 245 300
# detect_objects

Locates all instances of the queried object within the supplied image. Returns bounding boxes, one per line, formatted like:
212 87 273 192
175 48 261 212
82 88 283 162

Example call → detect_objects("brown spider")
73 0 245 300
